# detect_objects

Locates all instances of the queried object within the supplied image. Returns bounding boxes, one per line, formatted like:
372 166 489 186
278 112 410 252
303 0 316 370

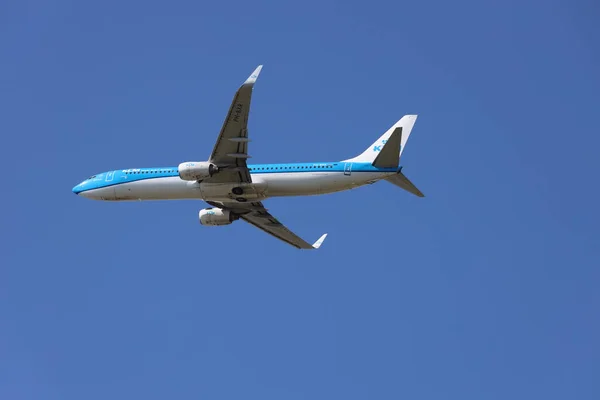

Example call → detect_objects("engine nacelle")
199 208 236 226
178 161 218 181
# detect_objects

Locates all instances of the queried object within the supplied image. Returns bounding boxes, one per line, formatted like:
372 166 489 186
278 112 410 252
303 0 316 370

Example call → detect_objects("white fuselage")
76 168 393 202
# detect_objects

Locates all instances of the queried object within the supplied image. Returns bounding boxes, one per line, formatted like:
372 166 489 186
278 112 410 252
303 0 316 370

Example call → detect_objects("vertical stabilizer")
344 115 417 165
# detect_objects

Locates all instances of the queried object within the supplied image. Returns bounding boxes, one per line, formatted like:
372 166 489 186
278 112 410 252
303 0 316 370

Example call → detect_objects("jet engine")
199 208 237 226
178 161 218 181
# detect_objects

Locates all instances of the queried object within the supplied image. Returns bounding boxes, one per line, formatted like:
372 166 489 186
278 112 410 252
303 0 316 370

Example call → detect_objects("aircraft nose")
72 183 84 195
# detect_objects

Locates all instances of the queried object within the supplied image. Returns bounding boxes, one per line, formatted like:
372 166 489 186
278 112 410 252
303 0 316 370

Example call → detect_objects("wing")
205 65 262 184
207 201 328 250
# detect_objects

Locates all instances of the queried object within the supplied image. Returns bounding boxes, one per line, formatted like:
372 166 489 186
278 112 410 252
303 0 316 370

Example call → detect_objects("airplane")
72 65 424 249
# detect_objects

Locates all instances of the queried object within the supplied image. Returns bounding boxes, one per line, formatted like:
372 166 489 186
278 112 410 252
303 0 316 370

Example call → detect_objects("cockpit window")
87 175 96 180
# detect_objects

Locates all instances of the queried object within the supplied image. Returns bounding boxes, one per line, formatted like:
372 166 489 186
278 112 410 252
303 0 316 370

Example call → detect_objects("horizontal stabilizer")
385 171 424 197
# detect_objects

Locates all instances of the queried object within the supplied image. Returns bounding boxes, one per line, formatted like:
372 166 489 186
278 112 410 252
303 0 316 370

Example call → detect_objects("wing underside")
204 66 263 184
207 201 327 250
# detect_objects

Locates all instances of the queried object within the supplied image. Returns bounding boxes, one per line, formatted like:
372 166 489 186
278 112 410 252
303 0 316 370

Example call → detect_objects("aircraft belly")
83 186 117 200
260 173 316 196
341 171 390 190
263 171 388 197
198 180 268 202
263 172 347 197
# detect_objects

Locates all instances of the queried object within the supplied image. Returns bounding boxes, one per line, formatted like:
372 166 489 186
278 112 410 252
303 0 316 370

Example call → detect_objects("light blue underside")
72 162 398 194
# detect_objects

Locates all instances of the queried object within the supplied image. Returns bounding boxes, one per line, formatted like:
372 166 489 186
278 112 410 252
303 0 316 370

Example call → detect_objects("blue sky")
1 0 599 398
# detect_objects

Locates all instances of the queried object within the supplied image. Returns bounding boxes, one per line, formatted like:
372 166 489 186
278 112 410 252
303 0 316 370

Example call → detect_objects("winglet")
312 233 328 249
244 65 263 85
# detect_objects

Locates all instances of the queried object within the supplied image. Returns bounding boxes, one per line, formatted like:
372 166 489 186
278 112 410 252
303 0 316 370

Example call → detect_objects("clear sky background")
1 0 599 399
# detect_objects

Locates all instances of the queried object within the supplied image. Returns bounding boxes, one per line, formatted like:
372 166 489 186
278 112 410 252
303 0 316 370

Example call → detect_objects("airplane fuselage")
72 65 422 249
72 161 397 202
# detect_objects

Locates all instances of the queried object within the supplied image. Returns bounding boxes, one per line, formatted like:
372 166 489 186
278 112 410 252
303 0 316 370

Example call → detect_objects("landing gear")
232 187 243 195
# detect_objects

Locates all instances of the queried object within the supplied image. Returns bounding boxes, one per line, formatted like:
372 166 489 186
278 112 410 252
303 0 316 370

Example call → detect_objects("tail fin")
344 115 418 166
385 170 425 197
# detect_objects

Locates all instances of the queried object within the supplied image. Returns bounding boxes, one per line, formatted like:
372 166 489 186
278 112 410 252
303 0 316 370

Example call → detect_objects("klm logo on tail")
373 139 388 152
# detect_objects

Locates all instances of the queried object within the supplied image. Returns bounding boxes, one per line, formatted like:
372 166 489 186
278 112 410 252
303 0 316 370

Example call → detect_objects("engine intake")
178 161 218 181
199 208 237 226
